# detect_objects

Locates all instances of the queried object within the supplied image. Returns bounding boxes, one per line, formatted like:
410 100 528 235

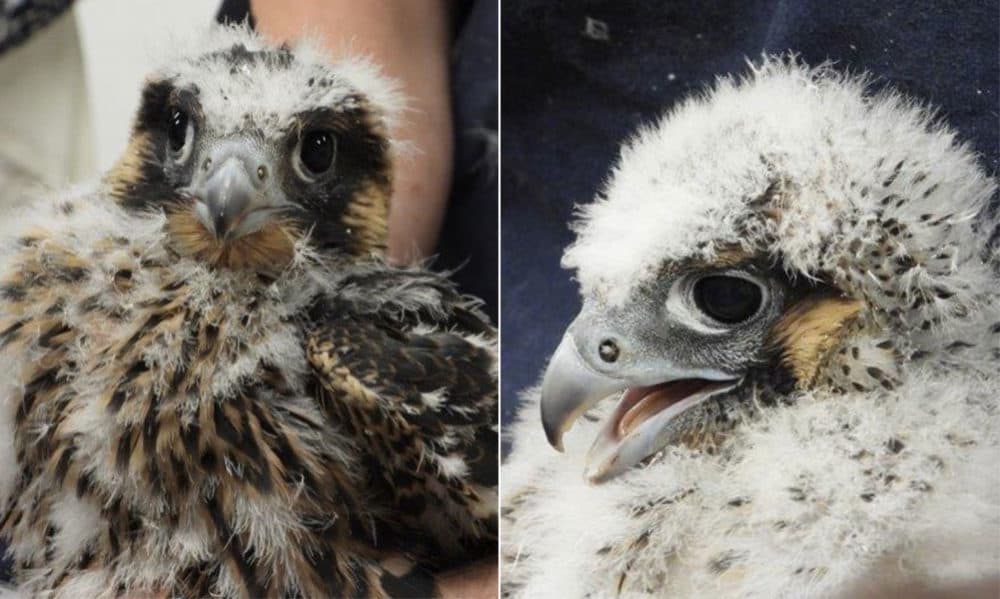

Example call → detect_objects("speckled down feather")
0 183 497 598
502 57 998 598
0 26 497 599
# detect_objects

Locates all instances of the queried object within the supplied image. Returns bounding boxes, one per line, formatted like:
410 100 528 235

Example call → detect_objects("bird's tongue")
616 380 712 437
584 378 724 484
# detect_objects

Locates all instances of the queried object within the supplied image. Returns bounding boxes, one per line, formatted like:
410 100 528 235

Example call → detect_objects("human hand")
251 0 454 265
437 557 498 599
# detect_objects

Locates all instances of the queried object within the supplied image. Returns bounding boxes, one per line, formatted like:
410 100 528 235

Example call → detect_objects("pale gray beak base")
539 323 740 484
189 143 282 241
583 380 737 484
198 157 257 239
540 334 625 451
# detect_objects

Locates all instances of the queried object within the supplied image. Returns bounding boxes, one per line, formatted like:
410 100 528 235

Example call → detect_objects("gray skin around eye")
570 269 787 384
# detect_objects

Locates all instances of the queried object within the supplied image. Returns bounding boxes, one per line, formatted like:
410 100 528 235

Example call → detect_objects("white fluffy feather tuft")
563 56 996 311
138 23 404 144
504 56 1000 598
504 373 999 597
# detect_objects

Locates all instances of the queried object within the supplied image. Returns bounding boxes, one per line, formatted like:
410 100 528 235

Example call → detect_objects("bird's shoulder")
312 264 494 335
304 266 498 565
303 264 496 420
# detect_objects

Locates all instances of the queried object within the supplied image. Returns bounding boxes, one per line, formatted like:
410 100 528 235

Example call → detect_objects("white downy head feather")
504 56 999 598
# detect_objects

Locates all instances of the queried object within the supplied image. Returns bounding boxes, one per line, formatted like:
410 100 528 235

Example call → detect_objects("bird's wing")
306 283 497 567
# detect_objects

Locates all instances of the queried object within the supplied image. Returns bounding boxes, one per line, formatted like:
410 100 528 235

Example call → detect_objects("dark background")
500 0 1000 433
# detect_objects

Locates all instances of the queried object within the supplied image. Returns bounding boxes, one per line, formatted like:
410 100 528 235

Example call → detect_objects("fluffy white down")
563 58 994 308
142 24 403 145
503 374 999 598
503 57 1000 597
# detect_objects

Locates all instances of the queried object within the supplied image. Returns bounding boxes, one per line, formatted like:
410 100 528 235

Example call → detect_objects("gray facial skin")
186 138 292 241
541 265 789 482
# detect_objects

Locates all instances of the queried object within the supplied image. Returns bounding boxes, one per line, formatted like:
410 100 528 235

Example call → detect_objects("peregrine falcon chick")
0 26 496 598
502 57 998 598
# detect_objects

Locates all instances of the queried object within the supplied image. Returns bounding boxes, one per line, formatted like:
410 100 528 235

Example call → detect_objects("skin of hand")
252 0 454 264
251 3 496 598
436 558 499 599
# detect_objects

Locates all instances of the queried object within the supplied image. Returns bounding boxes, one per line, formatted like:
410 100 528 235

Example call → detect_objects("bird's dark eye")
167 108 190 153
299 130 336 176
693 275 763 324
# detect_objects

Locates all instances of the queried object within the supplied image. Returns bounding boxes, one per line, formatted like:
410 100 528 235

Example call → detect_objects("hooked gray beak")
540 334 624 452
540 324 739 484
190 144 281 241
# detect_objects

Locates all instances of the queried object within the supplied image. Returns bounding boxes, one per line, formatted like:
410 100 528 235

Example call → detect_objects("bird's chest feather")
0 232 315 510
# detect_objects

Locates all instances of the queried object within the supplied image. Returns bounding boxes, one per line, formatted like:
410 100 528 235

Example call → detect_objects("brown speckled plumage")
501 58 998 599
0 26 496 599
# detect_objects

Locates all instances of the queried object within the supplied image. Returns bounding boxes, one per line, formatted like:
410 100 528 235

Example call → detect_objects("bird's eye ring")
692 274 764 324
294 129 336 180
167 107 195 162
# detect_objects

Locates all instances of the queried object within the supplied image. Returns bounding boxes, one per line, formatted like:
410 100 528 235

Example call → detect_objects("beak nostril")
194 148 275 241
598 339 620 363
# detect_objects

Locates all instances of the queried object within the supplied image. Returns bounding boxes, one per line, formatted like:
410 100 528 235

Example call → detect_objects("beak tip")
195 156 263 241
541 419 565 452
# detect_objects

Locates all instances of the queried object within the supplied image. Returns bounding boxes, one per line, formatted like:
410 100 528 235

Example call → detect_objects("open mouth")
583 378 737 484
617 380 718 437
538 333 742 484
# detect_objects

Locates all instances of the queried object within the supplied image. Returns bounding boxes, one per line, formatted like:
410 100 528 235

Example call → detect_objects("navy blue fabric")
436 0 499 322
500 0 1000 431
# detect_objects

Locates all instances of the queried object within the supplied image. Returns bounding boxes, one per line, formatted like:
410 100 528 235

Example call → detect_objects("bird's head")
541 57 997 483
106 26 401 273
